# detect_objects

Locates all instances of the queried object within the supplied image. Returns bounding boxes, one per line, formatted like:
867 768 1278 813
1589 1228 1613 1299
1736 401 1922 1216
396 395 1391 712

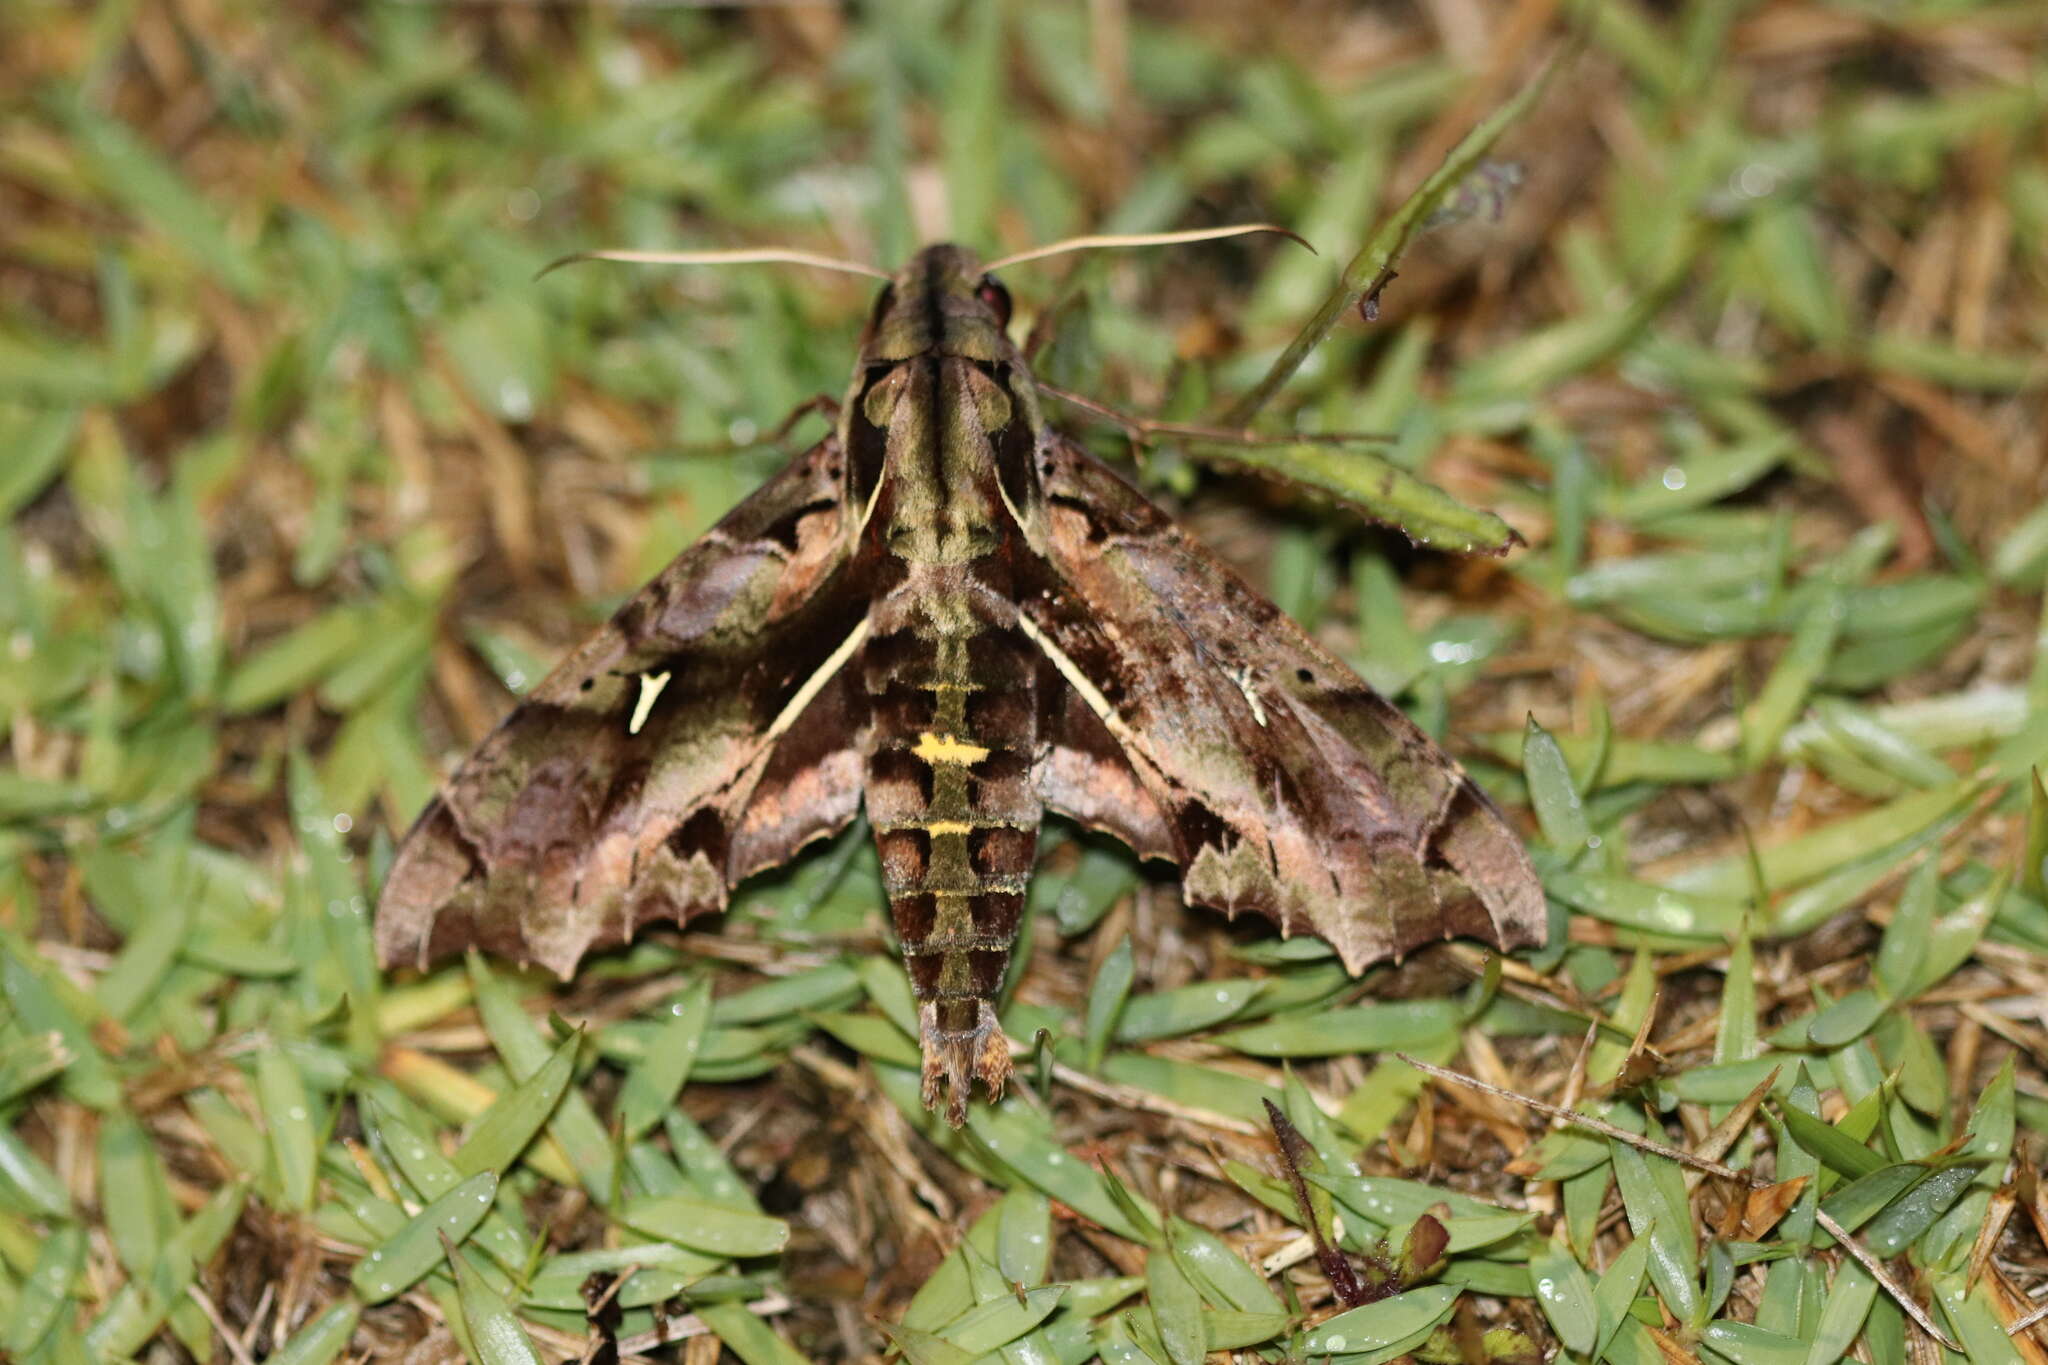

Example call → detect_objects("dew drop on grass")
1736 163 1780 198
498 379 533 421
601 44 644 87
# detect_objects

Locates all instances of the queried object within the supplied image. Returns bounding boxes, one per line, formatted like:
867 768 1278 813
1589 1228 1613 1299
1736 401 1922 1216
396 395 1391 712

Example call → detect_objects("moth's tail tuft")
919 1001 1011 1126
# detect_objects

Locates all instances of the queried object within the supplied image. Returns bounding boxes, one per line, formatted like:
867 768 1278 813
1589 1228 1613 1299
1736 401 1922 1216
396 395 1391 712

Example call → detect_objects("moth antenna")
537 246 893 282
983 223 1313 274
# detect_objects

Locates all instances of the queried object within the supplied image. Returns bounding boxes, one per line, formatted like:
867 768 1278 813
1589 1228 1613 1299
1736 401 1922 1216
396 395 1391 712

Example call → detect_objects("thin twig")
1395 1053 1964 1352
1397 1053 1752 1183
1681 1068 1781 1194
1811 1206 1959 1352
2009 1298 2048 1336
1221 49 1564 427
186 1285 259 1365
1049 1060 1260 1135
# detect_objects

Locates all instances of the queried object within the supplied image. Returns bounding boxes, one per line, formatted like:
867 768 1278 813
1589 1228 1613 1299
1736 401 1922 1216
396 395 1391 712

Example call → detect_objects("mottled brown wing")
377 438 869 978
1025 439 1546 972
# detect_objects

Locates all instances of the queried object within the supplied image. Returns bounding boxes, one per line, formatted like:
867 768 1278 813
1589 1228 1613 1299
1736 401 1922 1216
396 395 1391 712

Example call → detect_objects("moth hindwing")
375 243 1547 1124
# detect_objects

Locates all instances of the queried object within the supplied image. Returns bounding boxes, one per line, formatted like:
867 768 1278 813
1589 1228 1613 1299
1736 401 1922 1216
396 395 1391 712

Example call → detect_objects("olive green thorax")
838 245 1051 561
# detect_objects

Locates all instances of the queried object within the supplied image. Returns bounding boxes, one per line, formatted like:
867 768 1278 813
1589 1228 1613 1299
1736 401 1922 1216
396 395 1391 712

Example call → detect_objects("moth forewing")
1023 436 1545 967
372 434 867 976
375 241 1546 1128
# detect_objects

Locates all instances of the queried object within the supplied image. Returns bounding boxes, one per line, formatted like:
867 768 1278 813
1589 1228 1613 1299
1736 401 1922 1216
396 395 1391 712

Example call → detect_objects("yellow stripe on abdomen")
912 731 990 765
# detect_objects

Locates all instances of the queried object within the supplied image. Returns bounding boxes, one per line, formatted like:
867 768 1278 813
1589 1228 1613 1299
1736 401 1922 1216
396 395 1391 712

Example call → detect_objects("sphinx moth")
375 242 1546 1123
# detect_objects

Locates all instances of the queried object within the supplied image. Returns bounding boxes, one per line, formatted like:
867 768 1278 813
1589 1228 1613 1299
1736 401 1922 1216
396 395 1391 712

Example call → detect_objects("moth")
376 238 1547 1124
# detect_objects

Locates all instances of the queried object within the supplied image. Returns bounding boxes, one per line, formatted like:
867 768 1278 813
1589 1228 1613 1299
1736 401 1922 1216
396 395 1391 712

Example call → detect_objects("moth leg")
918 1000 1012 1126
1035 382 1394 450
672 392 841 456
750 393 841 447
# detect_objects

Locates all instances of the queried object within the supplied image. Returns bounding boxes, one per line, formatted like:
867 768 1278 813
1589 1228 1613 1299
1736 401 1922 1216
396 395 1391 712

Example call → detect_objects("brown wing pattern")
1025 439 1546 971
376 438 869 978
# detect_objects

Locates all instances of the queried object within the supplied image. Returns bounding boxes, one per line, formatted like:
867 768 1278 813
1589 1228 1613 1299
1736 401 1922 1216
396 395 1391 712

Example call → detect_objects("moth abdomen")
862 582 1043 1122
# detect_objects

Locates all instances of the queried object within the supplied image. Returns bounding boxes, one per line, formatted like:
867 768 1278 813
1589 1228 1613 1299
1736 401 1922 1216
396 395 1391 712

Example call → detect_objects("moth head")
869 227 1308 353
873 231 1311 360
882 225 1310 368
860 244 1017 366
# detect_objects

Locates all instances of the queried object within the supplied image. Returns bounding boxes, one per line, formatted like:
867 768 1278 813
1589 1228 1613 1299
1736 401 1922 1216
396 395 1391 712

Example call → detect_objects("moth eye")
1296 668 1314 684
977 277 1012 327
580 678 596 692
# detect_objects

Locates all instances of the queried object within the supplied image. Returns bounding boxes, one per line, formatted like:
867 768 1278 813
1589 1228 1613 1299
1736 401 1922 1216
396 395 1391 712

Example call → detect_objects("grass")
3 1 2048 1362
